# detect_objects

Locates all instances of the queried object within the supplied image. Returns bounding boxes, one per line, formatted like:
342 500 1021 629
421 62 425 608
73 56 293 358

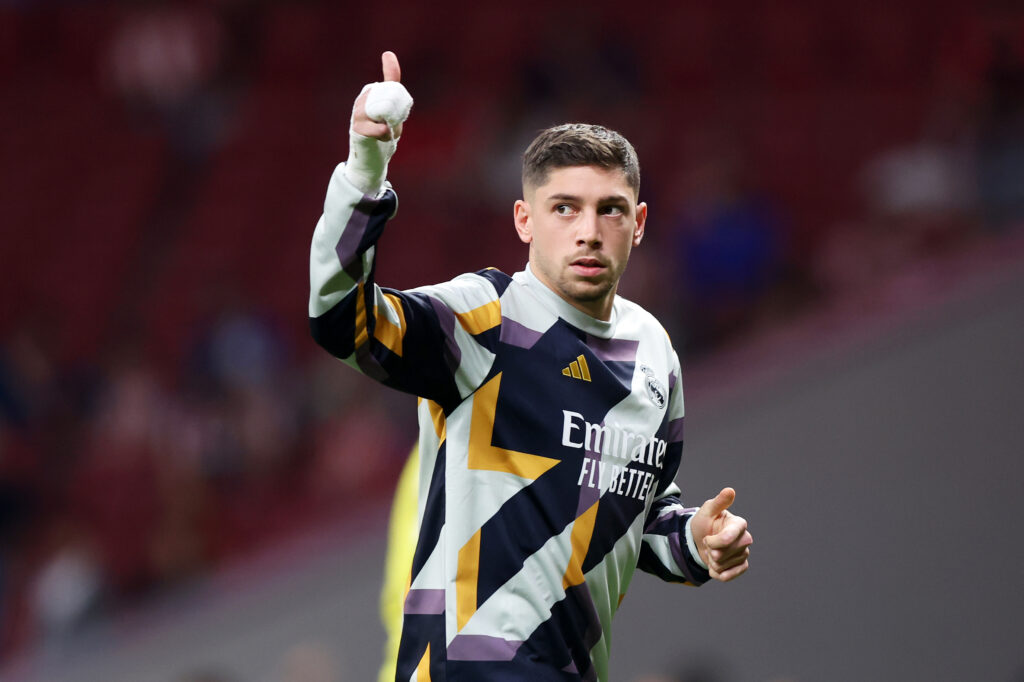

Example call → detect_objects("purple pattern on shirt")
403 589 445 615
334 199 372 268
575 450 603 518
645 505 696 534
499 316 544 349
446 634 523 661
668 417 685 444
427 295 462 371
667 530 702 584
583 335 639 363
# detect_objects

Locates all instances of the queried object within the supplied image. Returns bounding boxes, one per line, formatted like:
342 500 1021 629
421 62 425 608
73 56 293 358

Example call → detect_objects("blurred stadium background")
1 1 1023 680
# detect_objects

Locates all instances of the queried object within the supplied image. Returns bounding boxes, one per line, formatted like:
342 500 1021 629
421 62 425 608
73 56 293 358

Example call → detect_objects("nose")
575 210 602 247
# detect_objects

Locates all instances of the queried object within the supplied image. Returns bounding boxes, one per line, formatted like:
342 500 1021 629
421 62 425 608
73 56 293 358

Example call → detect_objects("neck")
527 261 616 322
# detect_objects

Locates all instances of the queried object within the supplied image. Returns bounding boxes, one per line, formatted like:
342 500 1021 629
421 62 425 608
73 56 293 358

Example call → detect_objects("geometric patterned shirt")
309 164 710 681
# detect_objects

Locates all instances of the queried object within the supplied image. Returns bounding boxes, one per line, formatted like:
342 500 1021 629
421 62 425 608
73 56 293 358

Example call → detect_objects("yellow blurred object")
377 445 420 682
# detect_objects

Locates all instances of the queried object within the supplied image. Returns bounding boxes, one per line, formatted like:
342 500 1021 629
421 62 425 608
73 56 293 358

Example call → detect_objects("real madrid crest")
639 364 667 409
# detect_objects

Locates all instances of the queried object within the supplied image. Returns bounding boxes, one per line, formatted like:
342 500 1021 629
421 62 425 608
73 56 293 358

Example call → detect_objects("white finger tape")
365 81 413 128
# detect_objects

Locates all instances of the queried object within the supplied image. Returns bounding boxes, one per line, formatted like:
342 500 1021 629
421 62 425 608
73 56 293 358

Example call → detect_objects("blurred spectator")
304 354 410 506
28 519 105 652
106 1 226 165
71 346 167 596
102 1 236 316
188 293 287 397
861 96 977 250
178 291 302 556
848 89 980 287
668 130 791 355
183 289 296 486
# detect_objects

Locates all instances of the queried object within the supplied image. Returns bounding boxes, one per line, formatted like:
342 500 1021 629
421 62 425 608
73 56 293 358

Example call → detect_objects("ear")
632 202 647 247
513 199 533 244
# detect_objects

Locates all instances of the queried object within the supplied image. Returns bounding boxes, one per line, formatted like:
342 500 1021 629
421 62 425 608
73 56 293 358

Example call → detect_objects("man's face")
514 165 647 321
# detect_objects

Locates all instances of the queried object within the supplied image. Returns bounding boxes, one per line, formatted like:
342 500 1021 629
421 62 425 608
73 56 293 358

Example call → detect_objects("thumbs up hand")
689 487 753 582
345 51 413 195
352 51 411 140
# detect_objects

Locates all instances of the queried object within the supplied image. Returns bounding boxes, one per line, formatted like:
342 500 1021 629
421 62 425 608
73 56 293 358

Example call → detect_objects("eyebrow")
546 193 632 204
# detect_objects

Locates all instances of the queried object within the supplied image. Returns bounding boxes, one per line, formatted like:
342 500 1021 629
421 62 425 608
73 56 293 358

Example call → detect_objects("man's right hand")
352 51 404 141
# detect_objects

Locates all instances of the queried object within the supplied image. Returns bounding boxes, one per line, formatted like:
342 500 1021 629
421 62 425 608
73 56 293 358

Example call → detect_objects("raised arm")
309 52 499 411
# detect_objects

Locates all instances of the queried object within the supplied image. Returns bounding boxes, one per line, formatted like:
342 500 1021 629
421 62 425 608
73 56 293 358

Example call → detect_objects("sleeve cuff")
343 132 398 197
685 516 708 570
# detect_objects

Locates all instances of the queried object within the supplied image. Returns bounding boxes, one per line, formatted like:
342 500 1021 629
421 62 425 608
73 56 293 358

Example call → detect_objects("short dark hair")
522 123 641 197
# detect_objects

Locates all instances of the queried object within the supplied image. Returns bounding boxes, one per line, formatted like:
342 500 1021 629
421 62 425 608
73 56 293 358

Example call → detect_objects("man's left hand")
690 487 752 582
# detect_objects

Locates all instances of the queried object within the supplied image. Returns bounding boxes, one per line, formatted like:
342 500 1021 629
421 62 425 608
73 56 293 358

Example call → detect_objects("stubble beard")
556 267 618 307
531 250 622 315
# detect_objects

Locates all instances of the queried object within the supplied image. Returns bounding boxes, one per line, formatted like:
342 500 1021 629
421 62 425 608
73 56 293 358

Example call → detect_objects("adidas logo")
561 354 591 381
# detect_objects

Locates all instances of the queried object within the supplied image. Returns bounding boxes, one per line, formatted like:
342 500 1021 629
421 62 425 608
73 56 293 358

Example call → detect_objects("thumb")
381 50 401 82
701 487 735 520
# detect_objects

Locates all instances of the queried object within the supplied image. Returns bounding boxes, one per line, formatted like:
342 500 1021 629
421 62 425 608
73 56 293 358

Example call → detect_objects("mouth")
569 257 607 278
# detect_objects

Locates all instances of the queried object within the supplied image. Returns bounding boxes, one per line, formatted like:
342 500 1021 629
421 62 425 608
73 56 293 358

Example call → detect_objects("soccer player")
309 51 753 682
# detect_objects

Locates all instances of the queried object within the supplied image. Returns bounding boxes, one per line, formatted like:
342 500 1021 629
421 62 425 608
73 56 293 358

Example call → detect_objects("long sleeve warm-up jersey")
309 164 710 682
